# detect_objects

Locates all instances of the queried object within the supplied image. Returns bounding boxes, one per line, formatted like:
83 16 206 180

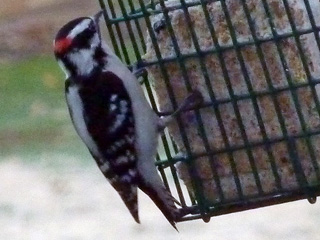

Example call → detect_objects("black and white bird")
53 11 201 229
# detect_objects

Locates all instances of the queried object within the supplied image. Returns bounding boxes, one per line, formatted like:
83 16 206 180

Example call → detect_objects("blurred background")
1 0 320 239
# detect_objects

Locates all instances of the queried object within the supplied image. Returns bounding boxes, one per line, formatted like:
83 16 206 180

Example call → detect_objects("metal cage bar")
98 0 320 222
259 0 319 192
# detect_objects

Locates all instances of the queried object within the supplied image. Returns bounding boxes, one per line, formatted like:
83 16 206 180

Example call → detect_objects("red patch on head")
54 38 72 54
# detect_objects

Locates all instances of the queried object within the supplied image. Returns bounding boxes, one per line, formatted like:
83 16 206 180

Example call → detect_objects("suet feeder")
98 0 320 222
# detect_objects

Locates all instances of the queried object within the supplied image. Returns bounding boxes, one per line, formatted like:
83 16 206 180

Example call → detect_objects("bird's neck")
60 45 108 79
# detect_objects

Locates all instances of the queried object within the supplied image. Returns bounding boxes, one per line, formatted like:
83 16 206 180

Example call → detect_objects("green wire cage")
98 0 320 222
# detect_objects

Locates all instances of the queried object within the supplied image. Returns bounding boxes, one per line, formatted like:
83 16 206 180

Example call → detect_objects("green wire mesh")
98 0 320 222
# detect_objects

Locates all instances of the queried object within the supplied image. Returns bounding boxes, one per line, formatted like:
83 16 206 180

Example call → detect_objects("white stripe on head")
67 19 91 39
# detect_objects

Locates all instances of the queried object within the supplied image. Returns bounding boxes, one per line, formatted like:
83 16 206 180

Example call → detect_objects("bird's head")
53 11 106 78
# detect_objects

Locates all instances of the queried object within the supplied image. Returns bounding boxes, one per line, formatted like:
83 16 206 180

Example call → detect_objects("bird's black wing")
66 71 140 222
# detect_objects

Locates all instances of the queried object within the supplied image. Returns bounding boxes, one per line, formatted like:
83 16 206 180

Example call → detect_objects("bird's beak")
94 10 104 26
93 10 104 40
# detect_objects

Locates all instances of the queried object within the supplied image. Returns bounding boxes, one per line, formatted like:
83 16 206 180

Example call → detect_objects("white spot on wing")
110 95 118 102
110 104 117 112
128 169 137 177
121 175 132 183
109 145 117 152
100 162 110 172
125 134 134 144
120 100 128 114
109 99 129 133
109 114 126 133
114 141 123 148
125 150 135 161
108 177 116 184
116 156 129 165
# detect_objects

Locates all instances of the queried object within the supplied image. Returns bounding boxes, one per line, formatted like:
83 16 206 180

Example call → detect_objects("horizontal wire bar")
159 77 320 116
179 186 320 222
110 0 219 21
140 26 320 68
156 128 320 167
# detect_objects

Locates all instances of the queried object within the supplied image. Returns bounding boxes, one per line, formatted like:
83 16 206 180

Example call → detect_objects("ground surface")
1 157 320 240
1 0 320 239
0 0 97 62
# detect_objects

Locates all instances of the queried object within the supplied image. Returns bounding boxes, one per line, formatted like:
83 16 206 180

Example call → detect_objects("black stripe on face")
72 26 97 50
94 47 107 67
60 57 77 76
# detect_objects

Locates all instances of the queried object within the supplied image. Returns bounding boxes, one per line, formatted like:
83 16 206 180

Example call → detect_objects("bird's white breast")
66 85 100 158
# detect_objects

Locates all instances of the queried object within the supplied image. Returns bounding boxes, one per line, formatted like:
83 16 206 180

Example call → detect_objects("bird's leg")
176 206 198 221
173 197 182 206
153 17 167 34
129 60 148 83
158 90 203 132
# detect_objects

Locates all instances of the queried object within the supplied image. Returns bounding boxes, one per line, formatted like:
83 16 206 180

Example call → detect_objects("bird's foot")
158 89 204 132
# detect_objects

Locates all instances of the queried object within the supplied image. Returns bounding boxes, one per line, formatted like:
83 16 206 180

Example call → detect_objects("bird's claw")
129 60 148 83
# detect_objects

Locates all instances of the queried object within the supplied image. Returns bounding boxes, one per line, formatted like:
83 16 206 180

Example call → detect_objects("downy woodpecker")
53 10 201 229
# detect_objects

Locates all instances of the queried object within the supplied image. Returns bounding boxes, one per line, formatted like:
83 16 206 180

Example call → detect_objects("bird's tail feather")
112 182 140 223
138 181 180 230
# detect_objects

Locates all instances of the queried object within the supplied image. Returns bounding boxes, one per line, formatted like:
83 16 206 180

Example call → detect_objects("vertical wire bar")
156 154 171 189
168 136 196 205
172 138 197 205
301 0 320 181
199 0 244 199
157 0 211 220
137 0 207 219
219 0 263 194
161 134 188 206
127 0 147 52
281 0 320 181
287 138 310 191
98 0 121 57
260 0 311 189
118 0 141 60
122 1 161 117
178 0 225 202
302 0 320 53
239 0 283 190
107 0 131 64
